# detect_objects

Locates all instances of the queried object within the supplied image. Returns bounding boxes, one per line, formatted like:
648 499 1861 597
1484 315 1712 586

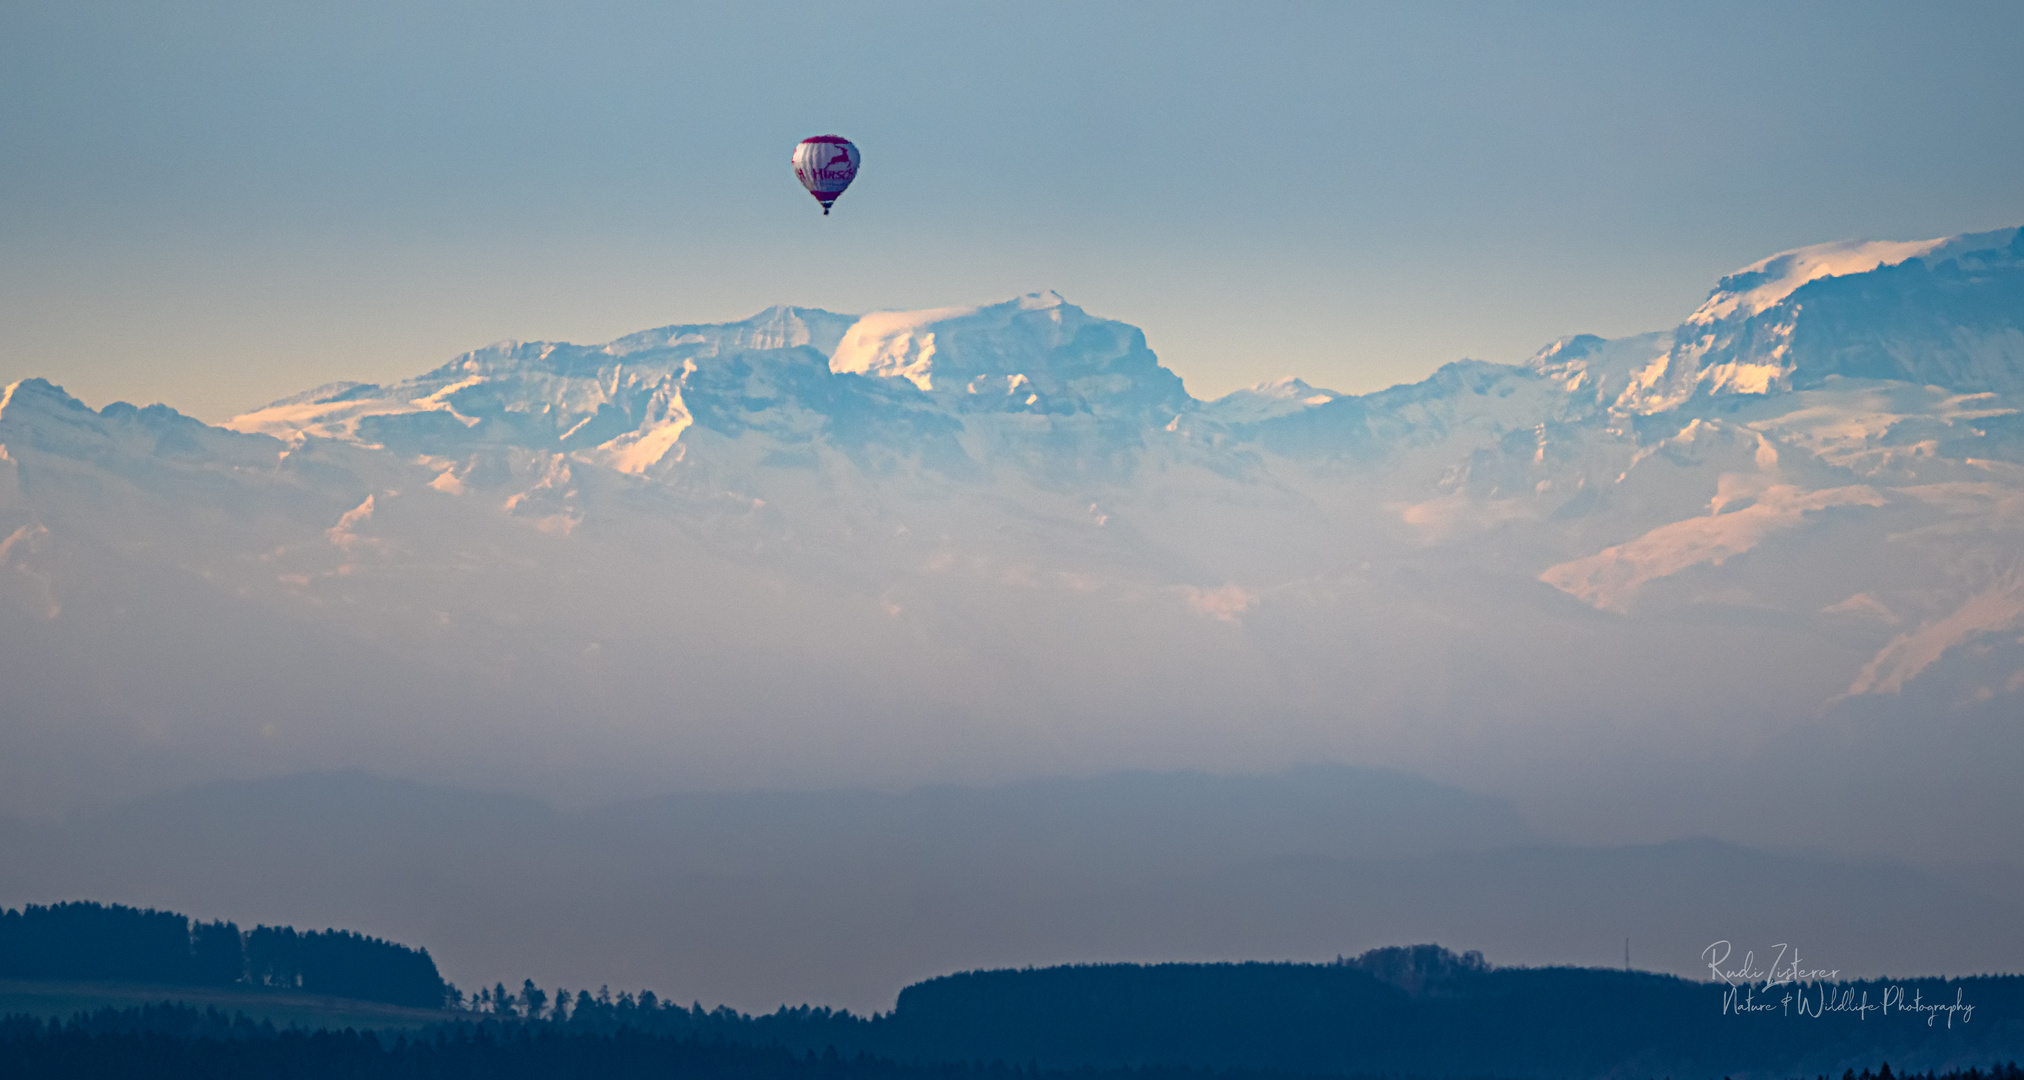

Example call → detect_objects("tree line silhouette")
439 946 2024 1080
2 1004 2020 1080
7 907 2024 1077
859 950 2024 1078
0 901 449 1008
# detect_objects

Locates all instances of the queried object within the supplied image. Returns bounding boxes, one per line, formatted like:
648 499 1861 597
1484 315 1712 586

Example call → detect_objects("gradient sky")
3 0 2022 422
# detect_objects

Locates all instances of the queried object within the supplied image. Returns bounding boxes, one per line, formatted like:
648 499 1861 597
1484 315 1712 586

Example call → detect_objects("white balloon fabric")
792 136 859 215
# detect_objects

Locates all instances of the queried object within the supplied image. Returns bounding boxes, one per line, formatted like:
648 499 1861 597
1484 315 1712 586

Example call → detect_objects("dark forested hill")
870 952 2024 1078
492 947 2024 1080
0 901 450 1008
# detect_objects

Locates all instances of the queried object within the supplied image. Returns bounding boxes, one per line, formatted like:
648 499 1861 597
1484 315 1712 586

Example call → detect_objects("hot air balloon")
792 135 859 215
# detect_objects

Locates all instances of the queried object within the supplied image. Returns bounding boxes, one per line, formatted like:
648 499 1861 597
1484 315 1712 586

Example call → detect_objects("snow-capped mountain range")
4 227 2023 854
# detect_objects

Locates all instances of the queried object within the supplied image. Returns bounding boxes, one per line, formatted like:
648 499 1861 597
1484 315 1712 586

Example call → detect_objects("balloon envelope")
792 136 859 215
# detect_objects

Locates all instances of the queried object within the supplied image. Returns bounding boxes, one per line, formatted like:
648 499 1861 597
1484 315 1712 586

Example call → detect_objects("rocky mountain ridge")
3 227 2022 857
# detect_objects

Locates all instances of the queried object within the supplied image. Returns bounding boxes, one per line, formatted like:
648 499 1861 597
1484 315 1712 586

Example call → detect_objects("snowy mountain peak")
828 292 1096 393
0 377 95 425
1201 377 1341 424
1686 236 1956 327
1250 376 1338 401
1526 334 1607 370
1616 225 2024 414
2 378 279 469
1 379 143 456
603 305 858 361
827 293 1190 416
1687 226 2024 328
221 292 1195 471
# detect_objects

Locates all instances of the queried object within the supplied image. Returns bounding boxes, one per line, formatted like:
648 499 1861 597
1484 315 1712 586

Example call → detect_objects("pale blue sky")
3 0 2022 420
